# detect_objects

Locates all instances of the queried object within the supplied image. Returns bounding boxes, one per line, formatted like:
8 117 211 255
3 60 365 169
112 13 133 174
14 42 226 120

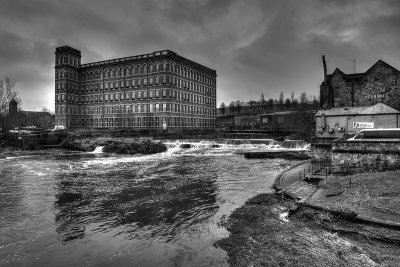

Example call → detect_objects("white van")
347 128 400 141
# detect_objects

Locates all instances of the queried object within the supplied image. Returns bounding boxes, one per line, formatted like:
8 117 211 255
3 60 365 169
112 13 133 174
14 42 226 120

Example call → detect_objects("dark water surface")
0 141 302 266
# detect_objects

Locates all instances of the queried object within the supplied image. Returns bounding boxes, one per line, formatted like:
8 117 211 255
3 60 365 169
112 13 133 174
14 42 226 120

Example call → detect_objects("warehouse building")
315 103 400 140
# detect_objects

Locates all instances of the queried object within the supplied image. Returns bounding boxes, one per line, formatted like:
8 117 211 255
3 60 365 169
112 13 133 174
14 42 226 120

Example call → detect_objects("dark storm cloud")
0 0 399 110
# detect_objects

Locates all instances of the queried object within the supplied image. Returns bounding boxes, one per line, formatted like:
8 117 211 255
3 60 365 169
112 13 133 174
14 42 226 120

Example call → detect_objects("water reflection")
53 157 218 243
0 168 25 229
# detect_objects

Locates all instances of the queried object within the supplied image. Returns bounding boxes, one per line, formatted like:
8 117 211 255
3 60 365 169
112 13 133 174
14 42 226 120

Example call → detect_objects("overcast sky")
1 0 400 111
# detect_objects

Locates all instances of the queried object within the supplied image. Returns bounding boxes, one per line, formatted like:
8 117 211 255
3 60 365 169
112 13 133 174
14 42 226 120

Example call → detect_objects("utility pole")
350 59 356 73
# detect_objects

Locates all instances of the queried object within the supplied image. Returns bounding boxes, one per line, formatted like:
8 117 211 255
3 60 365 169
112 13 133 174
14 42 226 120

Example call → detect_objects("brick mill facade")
320 59 400 110
54 46 217 131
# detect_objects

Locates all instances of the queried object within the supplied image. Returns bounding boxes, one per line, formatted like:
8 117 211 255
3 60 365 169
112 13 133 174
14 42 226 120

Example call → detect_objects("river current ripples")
0 141 308 266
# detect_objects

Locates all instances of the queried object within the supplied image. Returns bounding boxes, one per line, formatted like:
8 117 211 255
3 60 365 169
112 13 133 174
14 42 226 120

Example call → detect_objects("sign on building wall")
353 122 374 128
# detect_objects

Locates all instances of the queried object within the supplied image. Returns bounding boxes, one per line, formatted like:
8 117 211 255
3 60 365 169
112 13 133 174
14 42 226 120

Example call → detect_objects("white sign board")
353 122 374 129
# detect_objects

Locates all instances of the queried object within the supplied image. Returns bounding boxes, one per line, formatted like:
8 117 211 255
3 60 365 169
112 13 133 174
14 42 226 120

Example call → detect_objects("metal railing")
276 157 331 190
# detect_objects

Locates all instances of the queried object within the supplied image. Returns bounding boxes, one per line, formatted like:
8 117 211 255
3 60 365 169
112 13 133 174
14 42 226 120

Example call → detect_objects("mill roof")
315 103 400 117
321 59 400 86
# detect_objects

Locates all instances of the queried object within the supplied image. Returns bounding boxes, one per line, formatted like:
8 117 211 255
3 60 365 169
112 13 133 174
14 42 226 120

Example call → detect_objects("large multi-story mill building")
54 46 217 131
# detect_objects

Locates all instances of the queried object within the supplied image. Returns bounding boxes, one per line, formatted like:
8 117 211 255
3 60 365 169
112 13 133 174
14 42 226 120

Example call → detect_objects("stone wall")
333 140 400 153
321 60 400 110
356 62 400 109
331 141 400 170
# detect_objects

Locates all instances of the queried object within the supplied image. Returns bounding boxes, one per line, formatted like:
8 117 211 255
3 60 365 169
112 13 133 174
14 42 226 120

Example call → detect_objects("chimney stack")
322 55 327 85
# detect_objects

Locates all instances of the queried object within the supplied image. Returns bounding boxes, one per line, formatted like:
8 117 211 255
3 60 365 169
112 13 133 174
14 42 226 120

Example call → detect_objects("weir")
91 146 104 153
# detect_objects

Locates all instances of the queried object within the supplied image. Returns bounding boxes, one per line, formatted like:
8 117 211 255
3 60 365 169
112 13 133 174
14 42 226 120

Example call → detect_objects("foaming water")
0 140 306 266
90 146 104 153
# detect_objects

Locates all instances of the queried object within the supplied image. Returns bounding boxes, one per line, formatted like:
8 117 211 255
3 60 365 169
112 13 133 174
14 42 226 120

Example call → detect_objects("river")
0 141 307 266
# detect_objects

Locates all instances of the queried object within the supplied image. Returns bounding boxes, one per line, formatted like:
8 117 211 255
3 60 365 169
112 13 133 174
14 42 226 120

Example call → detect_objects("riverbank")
0 138 167 157
217 169 400 266
0 146 63 159
217 193 400 266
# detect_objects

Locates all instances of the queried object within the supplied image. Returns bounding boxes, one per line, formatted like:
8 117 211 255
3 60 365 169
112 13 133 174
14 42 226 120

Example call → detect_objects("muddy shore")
216 193 400 266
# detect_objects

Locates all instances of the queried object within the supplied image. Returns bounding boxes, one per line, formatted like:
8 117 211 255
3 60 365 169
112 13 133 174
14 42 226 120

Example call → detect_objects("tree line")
219 91 320 115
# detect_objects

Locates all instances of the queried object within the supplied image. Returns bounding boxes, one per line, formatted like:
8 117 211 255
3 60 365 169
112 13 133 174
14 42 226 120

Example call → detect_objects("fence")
275 157 331 190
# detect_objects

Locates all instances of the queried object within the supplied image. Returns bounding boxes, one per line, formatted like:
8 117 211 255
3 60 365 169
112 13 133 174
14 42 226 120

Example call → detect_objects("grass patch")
324 170 400 215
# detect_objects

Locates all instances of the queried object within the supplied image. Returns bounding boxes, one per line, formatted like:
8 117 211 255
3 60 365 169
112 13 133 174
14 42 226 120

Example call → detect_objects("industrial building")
314 103 400 140
320 57 400 110
55 46 217 132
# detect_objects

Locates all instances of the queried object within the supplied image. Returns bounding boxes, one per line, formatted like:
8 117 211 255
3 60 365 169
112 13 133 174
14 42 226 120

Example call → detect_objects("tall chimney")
322 55 327 85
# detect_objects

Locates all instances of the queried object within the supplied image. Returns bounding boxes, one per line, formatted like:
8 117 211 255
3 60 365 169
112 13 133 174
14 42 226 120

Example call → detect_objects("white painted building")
315 103 400 139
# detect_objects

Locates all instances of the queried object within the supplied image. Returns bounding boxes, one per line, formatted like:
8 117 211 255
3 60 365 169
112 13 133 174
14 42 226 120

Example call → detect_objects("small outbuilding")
314 103 400 140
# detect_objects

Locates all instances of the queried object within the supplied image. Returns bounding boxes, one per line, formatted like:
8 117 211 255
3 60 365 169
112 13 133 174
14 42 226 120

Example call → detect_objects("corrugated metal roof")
315 103 400 116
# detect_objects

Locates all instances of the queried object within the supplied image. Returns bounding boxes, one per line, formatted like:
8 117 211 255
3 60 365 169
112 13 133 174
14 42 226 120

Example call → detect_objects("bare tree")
268 98 274 111
260 93 266 111
235 100 242 114
292 98 299 109
41 106 52 114
0 77 21 114
279 92 284 107
299 92 308 105
285 98 291 110
248 100 257 111
229 101 235 114
0 77 22 132
219 102 226 115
